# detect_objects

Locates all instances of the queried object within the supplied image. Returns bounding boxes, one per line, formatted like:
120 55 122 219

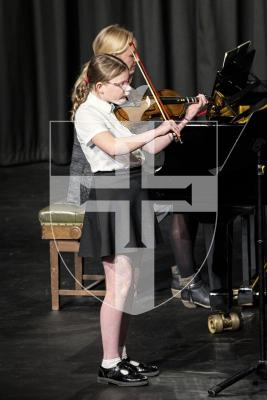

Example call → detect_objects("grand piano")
161 41 267 183
158 41 267 329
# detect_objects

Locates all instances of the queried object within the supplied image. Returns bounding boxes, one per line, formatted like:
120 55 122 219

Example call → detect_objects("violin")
114 88 203 122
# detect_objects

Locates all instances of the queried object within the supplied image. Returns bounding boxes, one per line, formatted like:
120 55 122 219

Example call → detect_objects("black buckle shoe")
97 361 148 386
122 356 159 377
181 280 211 309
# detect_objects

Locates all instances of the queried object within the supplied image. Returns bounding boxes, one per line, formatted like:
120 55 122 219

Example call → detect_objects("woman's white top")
75 93 144 173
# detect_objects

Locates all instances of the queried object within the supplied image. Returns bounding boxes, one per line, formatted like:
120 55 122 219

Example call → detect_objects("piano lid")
207 41 267 123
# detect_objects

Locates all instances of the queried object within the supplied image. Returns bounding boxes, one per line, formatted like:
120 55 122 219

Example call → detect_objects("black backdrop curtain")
0 0 266 166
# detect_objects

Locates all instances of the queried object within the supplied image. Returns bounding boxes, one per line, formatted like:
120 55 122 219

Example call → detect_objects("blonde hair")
71 54 128 120
92 24 135 55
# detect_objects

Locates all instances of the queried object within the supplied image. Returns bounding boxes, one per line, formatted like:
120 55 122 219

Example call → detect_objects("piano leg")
209 219 233 313
206 210 241 333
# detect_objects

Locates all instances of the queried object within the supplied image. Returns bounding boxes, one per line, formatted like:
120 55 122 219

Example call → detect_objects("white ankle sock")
101 357 121 369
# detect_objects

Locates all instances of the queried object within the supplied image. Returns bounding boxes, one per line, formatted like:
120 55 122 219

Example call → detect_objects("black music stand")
208 109 267 396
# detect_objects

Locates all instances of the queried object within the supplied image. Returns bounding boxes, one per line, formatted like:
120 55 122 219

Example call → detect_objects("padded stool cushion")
39 201 85 225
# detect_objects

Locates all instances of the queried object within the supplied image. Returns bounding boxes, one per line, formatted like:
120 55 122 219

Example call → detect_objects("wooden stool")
39 201 105 310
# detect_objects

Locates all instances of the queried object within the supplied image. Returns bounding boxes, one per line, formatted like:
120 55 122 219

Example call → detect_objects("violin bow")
128 41 182 143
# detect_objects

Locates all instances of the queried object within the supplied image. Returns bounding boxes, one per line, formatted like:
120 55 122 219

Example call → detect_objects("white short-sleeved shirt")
74 93 145 173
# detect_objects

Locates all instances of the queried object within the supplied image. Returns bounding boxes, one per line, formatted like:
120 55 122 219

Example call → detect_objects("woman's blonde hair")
71 54 128 120
92 24 135 55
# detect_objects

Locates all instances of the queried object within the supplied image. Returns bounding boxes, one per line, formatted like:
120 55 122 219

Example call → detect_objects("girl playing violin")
71 53 206 386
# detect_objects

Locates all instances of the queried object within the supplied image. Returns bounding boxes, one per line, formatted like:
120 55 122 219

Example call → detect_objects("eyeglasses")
106 79 130 89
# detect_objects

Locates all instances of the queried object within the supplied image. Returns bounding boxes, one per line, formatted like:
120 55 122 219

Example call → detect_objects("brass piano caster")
208 312 241 334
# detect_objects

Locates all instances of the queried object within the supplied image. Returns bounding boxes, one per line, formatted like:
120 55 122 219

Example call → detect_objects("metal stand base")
208 361 267 397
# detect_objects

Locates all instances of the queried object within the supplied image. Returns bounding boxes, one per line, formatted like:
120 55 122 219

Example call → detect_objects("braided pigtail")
70 62 90 121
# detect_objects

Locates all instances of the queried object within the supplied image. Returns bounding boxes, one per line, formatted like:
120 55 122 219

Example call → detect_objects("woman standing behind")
71 54 206 386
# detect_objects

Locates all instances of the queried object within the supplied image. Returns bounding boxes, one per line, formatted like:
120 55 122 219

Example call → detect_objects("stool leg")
74 253 83 290
50 240 60 311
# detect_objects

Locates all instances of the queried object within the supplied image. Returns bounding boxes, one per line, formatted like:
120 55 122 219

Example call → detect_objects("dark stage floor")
1 163 267 400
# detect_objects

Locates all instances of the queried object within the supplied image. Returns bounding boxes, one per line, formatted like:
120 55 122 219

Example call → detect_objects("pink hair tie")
84 77 90 85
